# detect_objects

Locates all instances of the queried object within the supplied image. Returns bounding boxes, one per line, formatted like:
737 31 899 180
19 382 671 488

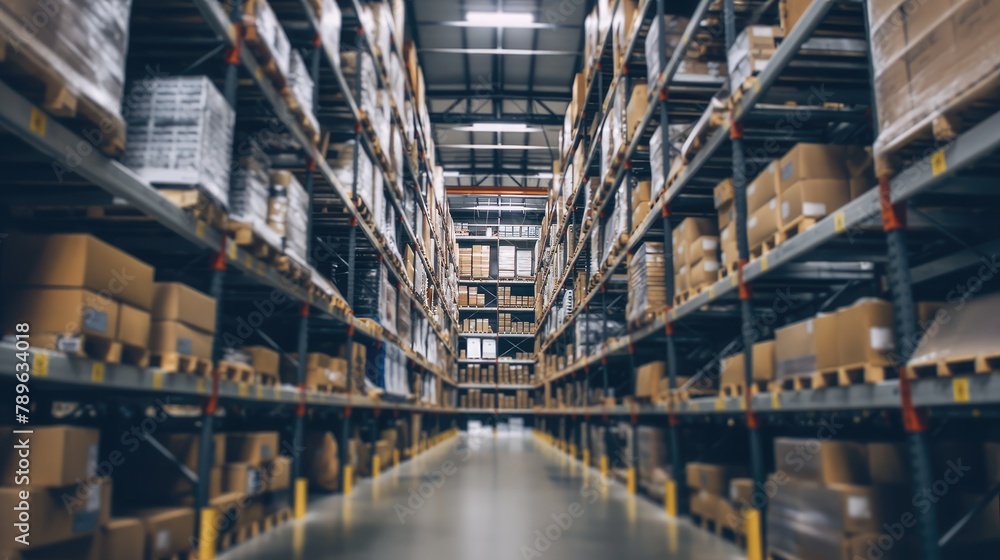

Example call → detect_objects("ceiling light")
466 11 535 27
454 123 539 133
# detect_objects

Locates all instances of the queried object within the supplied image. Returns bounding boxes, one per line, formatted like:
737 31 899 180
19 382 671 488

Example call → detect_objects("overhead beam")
431 113 562 126
422 21 579 29
426 89 571 102
419 48 577 56
447 186 548 196
438 144 551 150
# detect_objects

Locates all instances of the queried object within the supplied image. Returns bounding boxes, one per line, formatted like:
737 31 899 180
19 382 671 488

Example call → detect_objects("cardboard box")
0 479 111 550
780 0 812 32
685 463 748 496
845 145 876 199
836 299 895 367
729 477 754 506
226 432 280 465
99 518 145 560
0 426 99 487
688 258 720 289
747 162 778 213
713 178 734 209
264 456 292 491
132 508 195 560
242 346 280 377
0 233 154 310
779 179 850 226
675 217 717 248
636 361 665 399
774 438 869 484
2 287 119 339
688 236 719 264
774 313 839 378
117 303 151 348
149 320 213 359
224 463 263 495
752 340 776 381
720 353 744 388
625 82 649 143
152 282 217 333
778 144 848 190
747 199 778 251
689 489 720 518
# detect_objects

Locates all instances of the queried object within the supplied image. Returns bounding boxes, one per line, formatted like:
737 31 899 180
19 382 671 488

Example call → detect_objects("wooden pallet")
36 333 122 364
627 310 662 331
907 352 1000 379
121 343 151 368
274 254 311 286
817 362 897 386
243 15 288 90
719 259 740 279
228 221 281 262
308 383 345 394
0 15 126 156
159 189 228 231
690 513 719 535
150 353 213 376
769 371 837 393
775 215 819 246
350 194 377 229
721 380 769 398
219 361 256 384
874 66 1000 177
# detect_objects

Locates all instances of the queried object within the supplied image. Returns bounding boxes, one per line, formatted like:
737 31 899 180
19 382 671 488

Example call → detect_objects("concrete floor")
220 430 745 560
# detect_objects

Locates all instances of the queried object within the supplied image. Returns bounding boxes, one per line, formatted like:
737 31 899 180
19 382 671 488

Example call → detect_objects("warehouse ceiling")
406 0 588 193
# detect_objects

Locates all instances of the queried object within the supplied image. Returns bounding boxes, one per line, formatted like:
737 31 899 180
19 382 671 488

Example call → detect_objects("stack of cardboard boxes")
688 462 750 531
499 313 534 334
673 218 718 298
283 352 348 391
727 25 784 91
720 340 776 396
462 318 493 334
150 282 217 366
458 285 487 307
775 298 894 387
472 245 491 279
1 234 155 365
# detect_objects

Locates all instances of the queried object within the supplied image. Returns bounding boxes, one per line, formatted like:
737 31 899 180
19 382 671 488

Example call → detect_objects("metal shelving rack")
531 1 1000 559
0 1 462 555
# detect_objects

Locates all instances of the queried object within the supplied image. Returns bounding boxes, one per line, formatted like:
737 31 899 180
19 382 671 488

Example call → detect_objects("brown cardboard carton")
774 438 869 484
224 463 263 495
675 217 718 247
264 456 292 491
689 489 719 518
227 432 280 465
729 477 754 506
720 354 744 388
747 199 778 251
117 303 151 348
685 462 748 496
836 299 895 367
779 179 851 226
0 233 154 310
98 518 145 560
747 162 778 213
719 224 738 269
2 288 119 340
132 508 195 560
0 479 111 550
304 432 340 492
780 0 812 31
774 313 838 378
845 145 876 199
242 346 280 377
687 236 719 264
752 340 776 381
149 320 213 359
152 282 217 333
688 258 720 289
625 82 649 143
778 144 848 189
713 178 734 209
867 442 909 485
0 426 99 487
635 361 665 399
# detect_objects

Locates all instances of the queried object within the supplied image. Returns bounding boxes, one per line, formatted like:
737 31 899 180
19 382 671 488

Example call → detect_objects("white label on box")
722 227 730 240
702 239 718 250
781 201 790 220
753 26 774 37
748 183 756 197
703 261 720 272
753 59 770 71
769 198 777 209
847 496 872 519
806 319 814 333
748 216 758 228
803 202 827 217
155 529 170 552
870 327 894 351
87 443 98 478
86 484 100 511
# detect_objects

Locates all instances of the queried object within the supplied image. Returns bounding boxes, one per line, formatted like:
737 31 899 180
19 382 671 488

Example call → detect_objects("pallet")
721 380 769 398
150 353 213 376
671 388 717 402
274 254 311 286
0 18 126 156
817 362 897 386
719 259 740 279
228 221 281 262
243 19 288 90
769 371 837 393
36 333 122 364
627 310 662 332
308 384 345 394
218 361 256 384
674 283 713 305
279 85 321 146
121 343 151 368
874 65 1000 177
159 189 228 231
907 352 1000 379
690 513 718 535
775 215 819 246
749 236 776 260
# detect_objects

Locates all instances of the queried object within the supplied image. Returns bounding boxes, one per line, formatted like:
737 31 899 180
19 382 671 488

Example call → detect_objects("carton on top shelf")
1 287 120 341
746 162 778 214
774 312 839 378
152 282 218 334
0 233 154 310
774 438 870 485
836 299 895 367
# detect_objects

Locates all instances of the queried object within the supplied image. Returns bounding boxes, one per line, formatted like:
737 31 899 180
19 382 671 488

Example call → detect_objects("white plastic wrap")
244 0 291 77
628 242 667 324
288 49 318 133
341 50 379 118
123 76 235 208
0 0 131 125
318 0 342 65
644 15 689 82
230 139 282 246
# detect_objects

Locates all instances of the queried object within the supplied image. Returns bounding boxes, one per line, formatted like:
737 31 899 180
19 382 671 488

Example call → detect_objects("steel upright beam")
656 0 685 518
724 0 766 556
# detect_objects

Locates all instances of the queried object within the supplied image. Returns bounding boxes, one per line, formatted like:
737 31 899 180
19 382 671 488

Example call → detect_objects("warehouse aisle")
219 431 744 560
